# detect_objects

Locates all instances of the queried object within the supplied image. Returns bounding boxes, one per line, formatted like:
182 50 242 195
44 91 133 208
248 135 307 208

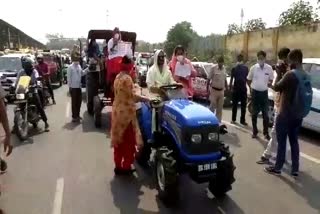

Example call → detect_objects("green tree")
244 18 266 31
164 21 196 57
279 0 318 26
227 23 243 35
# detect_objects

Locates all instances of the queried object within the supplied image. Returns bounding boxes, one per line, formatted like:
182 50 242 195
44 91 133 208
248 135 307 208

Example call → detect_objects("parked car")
136 52 151 87
0 53 35 102
267 58 320 133
191 62 232 106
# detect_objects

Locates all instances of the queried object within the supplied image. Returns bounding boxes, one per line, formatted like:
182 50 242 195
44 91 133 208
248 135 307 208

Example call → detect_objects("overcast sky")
1 0 318 43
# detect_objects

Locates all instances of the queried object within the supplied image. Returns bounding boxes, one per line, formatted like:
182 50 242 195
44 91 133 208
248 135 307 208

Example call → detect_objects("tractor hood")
163 99 219 127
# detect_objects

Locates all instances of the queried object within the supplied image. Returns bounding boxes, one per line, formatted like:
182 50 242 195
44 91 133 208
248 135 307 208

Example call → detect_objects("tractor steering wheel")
160 83 183 91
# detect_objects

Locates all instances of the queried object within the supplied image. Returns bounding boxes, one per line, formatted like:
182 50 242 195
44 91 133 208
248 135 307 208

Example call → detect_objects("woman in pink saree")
168 45 196 97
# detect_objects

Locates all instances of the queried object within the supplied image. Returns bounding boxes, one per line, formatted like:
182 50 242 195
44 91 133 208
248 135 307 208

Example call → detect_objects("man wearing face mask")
207 56 228 124
247 51 274 140
16 57 50 131
67 55 87 122
35 54 56 105
257 47 291 165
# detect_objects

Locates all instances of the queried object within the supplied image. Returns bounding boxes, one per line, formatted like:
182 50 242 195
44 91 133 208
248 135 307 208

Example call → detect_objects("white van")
268 58 320 133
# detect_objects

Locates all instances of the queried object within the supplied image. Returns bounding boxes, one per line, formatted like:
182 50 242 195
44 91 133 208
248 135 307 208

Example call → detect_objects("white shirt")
247 63 274 91
67 63 86 88
107 38 117 60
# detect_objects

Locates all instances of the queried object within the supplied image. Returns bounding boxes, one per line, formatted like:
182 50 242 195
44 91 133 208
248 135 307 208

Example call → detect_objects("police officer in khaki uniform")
207 56 228 123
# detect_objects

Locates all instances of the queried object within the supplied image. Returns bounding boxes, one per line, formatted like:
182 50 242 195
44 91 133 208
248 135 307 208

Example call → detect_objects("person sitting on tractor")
168 45 196 98
35 54 56 104
146 49 176 94
87 39 100 60
16 57 50 131
136 49 178 168
106 27 125 101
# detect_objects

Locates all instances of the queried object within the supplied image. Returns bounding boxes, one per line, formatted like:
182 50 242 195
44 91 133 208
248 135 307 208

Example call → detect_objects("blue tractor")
137 84 236 205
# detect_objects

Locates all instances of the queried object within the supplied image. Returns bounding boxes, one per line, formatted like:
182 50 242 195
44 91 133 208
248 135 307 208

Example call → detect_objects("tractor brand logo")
164 111 176 121
198 120 211 125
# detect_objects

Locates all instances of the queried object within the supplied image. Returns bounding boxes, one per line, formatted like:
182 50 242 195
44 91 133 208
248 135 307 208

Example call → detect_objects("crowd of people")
0 27 313 198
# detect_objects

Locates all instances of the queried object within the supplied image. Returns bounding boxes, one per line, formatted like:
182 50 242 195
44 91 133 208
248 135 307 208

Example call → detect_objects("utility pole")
240 8 244 29
106 10 109 27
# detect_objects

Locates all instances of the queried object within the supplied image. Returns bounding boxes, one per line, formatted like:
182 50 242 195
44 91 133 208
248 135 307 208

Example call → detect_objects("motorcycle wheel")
14 111 29 141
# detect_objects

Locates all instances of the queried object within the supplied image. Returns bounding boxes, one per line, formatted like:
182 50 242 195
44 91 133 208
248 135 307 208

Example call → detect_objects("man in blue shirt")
229 54 249 125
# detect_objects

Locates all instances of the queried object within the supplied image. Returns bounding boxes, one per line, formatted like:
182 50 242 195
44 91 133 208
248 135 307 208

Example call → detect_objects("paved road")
1 86 320 214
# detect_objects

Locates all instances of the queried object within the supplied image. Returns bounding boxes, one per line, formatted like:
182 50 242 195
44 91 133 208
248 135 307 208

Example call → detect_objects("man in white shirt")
67 58 86 122
247 51 274 139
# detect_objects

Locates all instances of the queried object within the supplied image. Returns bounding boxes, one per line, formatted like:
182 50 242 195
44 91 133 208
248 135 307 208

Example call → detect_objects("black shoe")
264 166 281 175
257 156 271 165
123 168 136 175
44 123 50 132
291 172 299 178
231 120 236 124
240 121 248 126
0 159 8 173
264 134 271 141
53 100 56 105
114 168 125 175
252 134 258 139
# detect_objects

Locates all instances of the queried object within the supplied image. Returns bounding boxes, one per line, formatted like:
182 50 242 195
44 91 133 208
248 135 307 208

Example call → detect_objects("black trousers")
251 89 269 135
231 91 247 123
70 88 82 119
44 79 55 101
32 92 47 122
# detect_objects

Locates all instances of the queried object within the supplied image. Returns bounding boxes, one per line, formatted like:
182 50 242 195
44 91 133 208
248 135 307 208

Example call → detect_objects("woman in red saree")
168 45 196 97
111 55 149 175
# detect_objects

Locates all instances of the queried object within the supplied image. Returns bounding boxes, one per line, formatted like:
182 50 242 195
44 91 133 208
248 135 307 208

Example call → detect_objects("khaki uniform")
208 66 226 122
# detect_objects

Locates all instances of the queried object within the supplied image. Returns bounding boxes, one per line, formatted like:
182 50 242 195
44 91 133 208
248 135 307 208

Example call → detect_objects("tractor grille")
181 125 222 155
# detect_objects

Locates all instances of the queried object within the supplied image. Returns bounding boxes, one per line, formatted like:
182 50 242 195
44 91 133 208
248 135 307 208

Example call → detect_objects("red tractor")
84 30 137 127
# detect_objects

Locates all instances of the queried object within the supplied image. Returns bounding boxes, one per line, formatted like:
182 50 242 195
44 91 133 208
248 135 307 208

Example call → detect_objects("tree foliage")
164 21 196 57
279 0 318 26
227 23 243 35
244 18 266 31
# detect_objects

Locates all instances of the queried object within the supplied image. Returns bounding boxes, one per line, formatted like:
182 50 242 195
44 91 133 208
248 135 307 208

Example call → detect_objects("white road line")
52 178 64 214
300 153 320 164
65 102 70 118
222 120 320 165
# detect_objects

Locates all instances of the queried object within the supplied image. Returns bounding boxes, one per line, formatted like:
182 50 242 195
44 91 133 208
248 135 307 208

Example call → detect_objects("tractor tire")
208 155 235 199
155 147 179 206
86 72 99 115
93 96 102 128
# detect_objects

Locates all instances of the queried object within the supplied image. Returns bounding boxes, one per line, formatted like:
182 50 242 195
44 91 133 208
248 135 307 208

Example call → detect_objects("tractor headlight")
191 134 202 144
208 132 219 142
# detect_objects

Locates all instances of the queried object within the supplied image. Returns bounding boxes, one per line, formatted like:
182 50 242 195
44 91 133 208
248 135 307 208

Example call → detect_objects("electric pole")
240 8 244 29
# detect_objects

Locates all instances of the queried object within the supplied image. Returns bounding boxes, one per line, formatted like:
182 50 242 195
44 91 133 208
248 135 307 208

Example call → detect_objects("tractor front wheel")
155 147 179 206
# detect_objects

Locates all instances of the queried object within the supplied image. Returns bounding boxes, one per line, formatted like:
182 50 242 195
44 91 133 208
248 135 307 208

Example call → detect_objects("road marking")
300 153 320 164
52 178 64 214
65 102 70 118
223 120 320 165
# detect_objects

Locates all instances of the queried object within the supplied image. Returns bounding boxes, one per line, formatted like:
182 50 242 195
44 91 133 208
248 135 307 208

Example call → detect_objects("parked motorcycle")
13 76 41 141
